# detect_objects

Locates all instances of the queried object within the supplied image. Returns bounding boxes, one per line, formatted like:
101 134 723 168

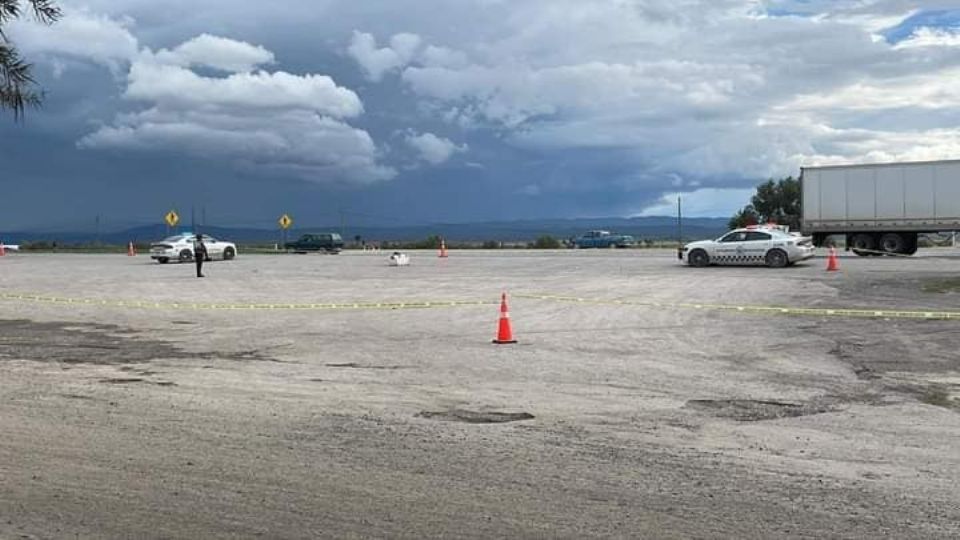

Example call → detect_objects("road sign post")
165 210 180 236
278 214 293 251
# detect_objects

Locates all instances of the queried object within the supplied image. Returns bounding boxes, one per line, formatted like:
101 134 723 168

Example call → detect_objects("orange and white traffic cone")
127 242 136 256
492 292 517 344
0 241 5 257
439 238 448 258
826 246 839 272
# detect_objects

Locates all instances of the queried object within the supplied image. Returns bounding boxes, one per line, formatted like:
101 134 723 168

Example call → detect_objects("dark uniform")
193 235 207 278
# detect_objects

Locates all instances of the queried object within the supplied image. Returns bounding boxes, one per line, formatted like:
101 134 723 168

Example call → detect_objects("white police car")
681 225 815 268
150 233 237 264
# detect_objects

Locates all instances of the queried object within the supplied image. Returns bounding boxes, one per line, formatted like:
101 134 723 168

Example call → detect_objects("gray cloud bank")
4 0 960 227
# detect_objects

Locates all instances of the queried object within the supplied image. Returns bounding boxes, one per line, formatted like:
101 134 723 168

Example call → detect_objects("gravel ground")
1 250 959 538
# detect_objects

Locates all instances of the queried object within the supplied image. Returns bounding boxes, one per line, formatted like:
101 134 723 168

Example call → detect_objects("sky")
1 0 959 231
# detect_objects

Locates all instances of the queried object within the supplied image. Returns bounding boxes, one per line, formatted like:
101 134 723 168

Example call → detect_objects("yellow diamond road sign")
278 214 293 230
164 210 180 227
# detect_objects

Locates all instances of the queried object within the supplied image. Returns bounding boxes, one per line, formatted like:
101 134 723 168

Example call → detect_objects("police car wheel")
179 249 193 262
765 249 788 268
688 249 709 267
223 247 236 260
157 257 169 264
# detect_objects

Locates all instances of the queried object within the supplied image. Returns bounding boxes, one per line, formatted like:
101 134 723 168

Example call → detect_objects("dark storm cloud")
2 0 960 232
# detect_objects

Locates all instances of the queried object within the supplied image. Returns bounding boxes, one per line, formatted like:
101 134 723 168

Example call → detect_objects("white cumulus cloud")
894 26 960 49
152 33 275 72
124 61 363 117
347 31 423 81
29 22 395 184
346 0 960 197
404 132 467 164
9 7 138 71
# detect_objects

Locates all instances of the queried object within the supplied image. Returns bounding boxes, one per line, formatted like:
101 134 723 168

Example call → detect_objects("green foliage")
21 240 55 251
728 205 759 229
730 177 800 230
1 0 61 120
532 235 561 249
481 240 502 249
410 235 443 249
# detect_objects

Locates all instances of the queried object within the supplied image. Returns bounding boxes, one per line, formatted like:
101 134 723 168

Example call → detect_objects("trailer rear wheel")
879 233 906 255
850 234 876 256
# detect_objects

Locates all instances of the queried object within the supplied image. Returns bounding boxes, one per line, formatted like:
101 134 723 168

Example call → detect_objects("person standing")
193 234 207 278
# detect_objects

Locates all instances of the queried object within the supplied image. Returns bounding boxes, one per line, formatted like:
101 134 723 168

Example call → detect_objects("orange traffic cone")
0 241 5 257
127 242 136 256
826 246 839 272
439 238 448 258
493 292 517 344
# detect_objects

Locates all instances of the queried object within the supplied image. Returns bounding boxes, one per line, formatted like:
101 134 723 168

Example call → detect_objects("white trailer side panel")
820 169 847 220
904 164 934 219
935 162 960 218
802 159 960 234
802 169 821 221
875 166 904 219
846 167 875 220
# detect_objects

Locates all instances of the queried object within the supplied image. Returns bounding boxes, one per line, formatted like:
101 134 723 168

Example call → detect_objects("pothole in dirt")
99 377 177 387
0 319 282 365
0 319 192 365
100 377 145 384
416 410 535 424
327 362 409 370
684 399 834 421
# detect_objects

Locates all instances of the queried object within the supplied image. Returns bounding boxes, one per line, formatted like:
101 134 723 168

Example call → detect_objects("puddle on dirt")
416 410 535 424
684 399 834 422
921 277 960 294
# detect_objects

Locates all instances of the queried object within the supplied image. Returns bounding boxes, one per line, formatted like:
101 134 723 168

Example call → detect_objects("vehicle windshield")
162 235 189 243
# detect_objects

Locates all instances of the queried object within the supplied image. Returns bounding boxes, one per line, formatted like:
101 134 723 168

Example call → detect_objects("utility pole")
339 207 345 238
677 195 683 260
95 214 101 246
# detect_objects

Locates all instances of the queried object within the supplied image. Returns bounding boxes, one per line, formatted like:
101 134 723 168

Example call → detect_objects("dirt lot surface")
1 250 959 538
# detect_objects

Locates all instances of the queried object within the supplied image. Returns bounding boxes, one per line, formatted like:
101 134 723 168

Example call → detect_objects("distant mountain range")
1 216 729 245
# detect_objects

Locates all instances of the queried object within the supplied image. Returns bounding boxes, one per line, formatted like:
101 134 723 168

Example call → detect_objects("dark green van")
284 233 344 254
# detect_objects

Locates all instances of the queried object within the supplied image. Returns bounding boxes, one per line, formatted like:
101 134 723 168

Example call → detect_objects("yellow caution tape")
2 290 957 321
0 292 493 312
513 294 960 321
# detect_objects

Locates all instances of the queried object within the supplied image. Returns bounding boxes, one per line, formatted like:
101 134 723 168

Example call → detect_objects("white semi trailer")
801 159 960 255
